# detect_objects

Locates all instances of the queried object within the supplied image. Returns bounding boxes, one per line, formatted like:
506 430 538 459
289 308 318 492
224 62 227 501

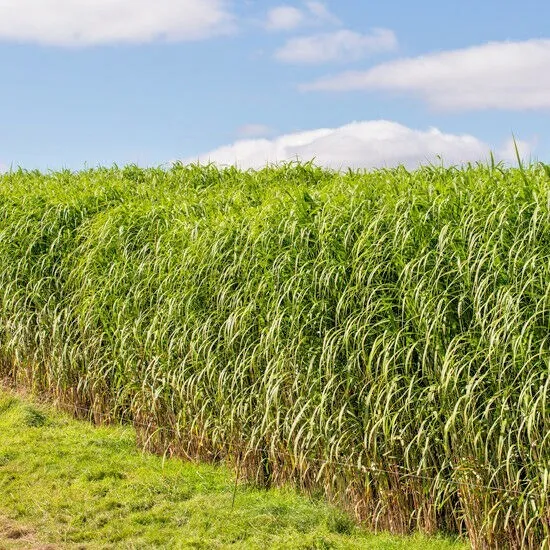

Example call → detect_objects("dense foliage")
0 162 548 548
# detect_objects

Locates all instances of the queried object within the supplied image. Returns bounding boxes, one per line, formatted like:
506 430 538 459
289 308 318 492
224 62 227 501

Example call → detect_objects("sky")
0 0 549 172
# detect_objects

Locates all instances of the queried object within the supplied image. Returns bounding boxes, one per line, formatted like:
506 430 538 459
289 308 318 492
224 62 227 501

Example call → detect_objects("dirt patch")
4 526 31 539
0 515 57 549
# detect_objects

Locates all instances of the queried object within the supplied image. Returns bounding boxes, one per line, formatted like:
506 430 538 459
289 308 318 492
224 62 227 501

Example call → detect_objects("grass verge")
0 387 466 549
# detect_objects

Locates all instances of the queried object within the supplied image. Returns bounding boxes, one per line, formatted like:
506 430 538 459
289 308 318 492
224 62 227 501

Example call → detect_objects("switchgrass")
0 162 548 549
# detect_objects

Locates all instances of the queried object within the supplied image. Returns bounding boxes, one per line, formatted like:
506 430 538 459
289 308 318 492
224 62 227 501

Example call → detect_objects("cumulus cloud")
0 0 234 46
302 39 550 110
275 28 397 64
265 2 339 32
184 120 529 170
236 124 274 138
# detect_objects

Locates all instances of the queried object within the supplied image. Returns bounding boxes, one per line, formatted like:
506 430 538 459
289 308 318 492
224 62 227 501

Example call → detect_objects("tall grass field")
0 162 548 548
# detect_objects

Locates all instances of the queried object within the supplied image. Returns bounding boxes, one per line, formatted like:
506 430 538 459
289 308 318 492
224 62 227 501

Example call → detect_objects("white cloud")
0 0 234 46
275 28 397 64
302 39 550 110
184 120 529 170
265 2 339 32
265 6 305 31
236 124 274 138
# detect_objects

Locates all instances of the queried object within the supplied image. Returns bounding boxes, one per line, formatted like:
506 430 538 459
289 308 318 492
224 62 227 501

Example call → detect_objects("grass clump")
0 162 549 548
0 389 465 549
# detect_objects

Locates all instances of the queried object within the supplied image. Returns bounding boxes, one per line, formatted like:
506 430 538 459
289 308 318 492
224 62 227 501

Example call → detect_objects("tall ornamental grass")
0 162 548 549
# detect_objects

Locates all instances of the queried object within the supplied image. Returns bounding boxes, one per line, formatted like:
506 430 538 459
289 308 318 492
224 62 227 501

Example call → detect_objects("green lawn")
0 388 467 549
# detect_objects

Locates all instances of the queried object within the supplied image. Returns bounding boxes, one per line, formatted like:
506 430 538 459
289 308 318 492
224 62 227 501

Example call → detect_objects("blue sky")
1 0 549 171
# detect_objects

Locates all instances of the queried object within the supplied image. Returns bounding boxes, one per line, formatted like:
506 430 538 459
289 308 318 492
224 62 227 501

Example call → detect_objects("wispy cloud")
265 5 305 31
302 39 550 111
304 2 341 25
236 124 274 138
265 2 339 32
275 28 397 64
0 0 235 46
185 120 530 170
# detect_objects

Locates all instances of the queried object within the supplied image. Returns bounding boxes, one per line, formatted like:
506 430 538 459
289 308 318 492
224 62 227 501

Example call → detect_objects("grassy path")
0 388 467 549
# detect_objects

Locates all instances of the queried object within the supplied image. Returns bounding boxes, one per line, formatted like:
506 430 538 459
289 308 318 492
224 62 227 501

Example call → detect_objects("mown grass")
0 162 548 548
0 389 467 549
